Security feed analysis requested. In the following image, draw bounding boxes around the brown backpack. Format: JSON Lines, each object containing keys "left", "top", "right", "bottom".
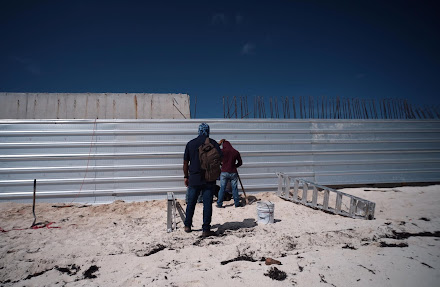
{"left": 199, "top": 137, "right": 222, "bottom": 182}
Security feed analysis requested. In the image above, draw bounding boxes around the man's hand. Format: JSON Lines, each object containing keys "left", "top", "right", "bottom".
{"left": 218, "top": 139, "right": 225, "bottom": 145}
{"left": 183, "top": 160, "right": 189, "bottom": 187}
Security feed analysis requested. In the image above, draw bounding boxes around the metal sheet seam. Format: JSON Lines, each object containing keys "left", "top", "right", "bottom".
{"left": 2, "top": 158, "right": 439, "bottom": 174}
{"left": 2, "top": 138, "right": 440, "bottom": 148}
{"left": 1, "top": 119, "right": 440, "bottom": 203}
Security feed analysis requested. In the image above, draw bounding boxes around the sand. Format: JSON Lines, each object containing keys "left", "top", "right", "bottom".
{"left": 1, "top": 185, "right": 439, "bottom": 287}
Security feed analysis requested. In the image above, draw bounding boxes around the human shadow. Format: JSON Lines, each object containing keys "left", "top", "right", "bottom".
{"left": 245, "top": 195, "right": 258, "bottom": 204}
{"left": 212, "top": 218, "right": 257, "bottom": 234}
{"left": 219, "top": 194, "right": 259, "bottom": 207}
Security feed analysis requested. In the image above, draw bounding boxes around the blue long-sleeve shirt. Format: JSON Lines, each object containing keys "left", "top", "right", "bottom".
{"left": 184, "top": 135, "right": 223, "bottom": 185}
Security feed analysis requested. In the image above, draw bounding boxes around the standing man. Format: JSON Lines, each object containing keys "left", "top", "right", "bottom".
{"left": 216, "top": 140, "right": 243, "bottom": 208}
{"left": 183, "top": 123, "right": 222, "bottom": 237}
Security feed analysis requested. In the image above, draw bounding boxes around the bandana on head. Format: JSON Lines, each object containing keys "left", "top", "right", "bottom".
{"left": 198, "top": 123, "right": 210, "bottom": 136}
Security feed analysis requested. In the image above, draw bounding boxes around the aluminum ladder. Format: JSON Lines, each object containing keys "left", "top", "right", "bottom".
{"left": 167, "top": 192, "right": 186, "bottom": 232}
{"left": 276, "top": 172, "right": 375, "bottom": 220}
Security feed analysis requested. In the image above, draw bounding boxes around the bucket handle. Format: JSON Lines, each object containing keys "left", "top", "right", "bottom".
{"left": 258, "top": 201, "right": 274, "bottom": 224}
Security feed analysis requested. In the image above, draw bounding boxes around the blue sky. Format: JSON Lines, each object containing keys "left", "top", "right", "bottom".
{"left": 0, "top": 0, "right": 439, "bottom": 118}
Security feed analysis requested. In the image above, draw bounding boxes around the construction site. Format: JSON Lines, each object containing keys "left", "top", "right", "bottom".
{"left": 0, "top": 92, "right": 439, "bottom": 287}
{"left": 0, "top": 92, "right": 439, "bottom": 204}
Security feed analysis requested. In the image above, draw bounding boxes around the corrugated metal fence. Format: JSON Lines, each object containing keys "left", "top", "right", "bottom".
{"left": 1, "top": 119, "right": 440, "bottom": 203}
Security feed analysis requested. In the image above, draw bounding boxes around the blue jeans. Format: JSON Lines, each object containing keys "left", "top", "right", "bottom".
{"left": 185, "top": 188, "right": 203, "bottom": 203}
{"left": 184, "top": 184, "right": 214, "bottom": 231}
{"left": 217, "top": 172, "right": 240, "bottom": 207}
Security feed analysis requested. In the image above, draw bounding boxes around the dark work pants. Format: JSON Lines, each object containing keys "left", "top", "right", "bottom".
{"left": 184, "top": 183, "right": 214, "bottom": 231}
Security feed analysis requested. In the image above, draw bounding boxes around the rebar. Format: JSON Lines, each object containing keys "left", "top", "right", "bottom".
{"left": 223, "top": 96, "right": 436, "bottom": 120}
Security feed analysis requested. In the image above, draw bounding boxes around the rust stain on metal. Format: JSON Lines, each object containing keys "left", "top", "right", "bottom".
{"left": 25, "top": 95, "right": 29, "bottom": 116}
{"left": 73, "top": 99, "right": 77, "bottom": 119}
{"left": 96, "top": 99, "right": 100, "bottom": 119}
{"left": 134, "top": 95, "right": 138, "bottom": 119}
{"left": 85, "top": 96, "right": 89, "bottom": 118}
{"left": 57, "top": 98, "right": 60, "bottom": 119}
{"left": 150, "top": 98, "right": 153, "bottom": 119}
{"left": 33, "top": 99, "right": 36, "bottom": 119}
{"left": 113, "top": 99, "right": 116, "bottom": 119}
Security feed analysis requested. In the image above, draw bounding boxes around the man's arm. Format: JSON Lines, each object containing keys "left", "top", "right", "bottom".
{"left": 236, "top": 152, "right": 243, "bottom": 168}
{"left": 183, "top": 160, "right": 189, "bottom": 187}
{"left": 183, "top": 143, "right": 190, "bottom": 187}
{"left": 212, "top": 139, "right": 223, "bottom": 159}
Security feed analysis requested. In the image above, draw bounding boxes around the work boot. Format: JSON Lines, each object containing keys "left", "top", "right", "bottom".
{"left": 184, "top": 226, "right": 192, "bottom": 233}
{"left": 201, "top": 230, "right": 216, "bottom": 237}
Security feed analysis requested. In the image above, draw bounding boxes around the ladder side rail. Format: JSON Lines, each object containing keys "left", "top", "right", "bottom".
{"left": 366, "top": 202, "right": 376, "bottom": 220}
{"left": 172, "top": 192, "right": 177, "bottom": 230}
{"left": 349, "top": 197, "right": 356, "bottom": 216}
{"left": 285, "top": 175, "right": 291, "bottom": 200}
{"left": 167, "top": 192, "right": 174, "bottom": 232}
{"left": 302, "top": 182, "right": 308, "bottom": 204}
{"left": 335, "top": 191, "right": 342, "bottom": 214}
{"left": 312, "top": 185, "right": 318, "bottom": 207}
{"left": 277, "top": 172, "right": 284, "bottom": 197}
{"left": 323, "top": 189, "right": 330, "bottom": 210}
{"left": 293, "top": 178, "right": 299, "bottom": 202}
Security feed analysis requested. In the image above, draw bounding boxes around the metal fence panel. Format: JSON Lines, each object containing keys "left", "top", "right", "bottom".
{"left": 1, "top": 119, "right": 439, "bottom": 203}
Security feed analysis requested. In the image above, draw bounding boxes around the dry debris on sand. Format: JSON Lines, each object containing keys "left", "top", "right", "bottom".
{"left": 1, "top": 186, "right": 439, "bottom": 286}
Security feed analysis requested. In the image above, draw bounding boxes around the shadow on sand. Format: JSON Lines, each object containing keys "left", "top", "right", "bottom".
{"left": 212, "top": 218, "right": 257, "bottom": 234}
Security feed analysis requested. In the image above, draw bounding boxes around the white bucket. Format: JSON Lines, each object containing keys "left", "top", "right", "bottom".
{"left": 256, "top": 201, "right": 275, "bottom": 224}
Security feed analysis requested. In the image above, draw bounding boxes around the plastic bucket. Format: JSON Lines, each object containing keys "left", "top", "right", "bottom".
{"left": 257, "top": 201, "right": 275, "bottom": 224}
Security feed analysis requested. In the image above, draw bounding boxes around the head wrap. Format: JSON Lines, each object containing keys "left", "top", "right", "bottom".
{"left": 198, "top": 123, "right": 210, "bottom": 136}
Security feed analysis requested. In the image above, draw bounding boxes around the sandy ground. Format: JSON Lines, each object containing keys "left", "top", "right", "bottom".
{"left": 1, "top": 185, "right": 439, "bottom": 287}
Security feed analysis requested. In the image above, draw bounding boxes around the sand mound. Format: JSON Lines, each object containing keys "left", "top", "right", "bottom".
{"left": 1, "top": 186, "right": 439, "bottom": 286}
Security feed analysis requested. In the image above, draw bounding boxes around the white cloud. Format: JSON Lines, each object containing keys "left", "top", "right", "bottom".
{"left": 211, "top": 13, "right": 227, "bottom": 25}
{"left": 241, "top": 43, "right": 256, "bottom": 55}
{"left": 235, "top": 13, "right": 243, "bottom": 25}
{"left": 12, "top": 56, "right": 41, "bottom": 75}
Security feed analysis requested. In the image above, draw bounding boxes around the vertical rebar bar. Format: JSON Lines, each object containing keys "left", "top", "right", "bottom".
{"left": 292, "top": 96, "right": 296, "bottom": 119}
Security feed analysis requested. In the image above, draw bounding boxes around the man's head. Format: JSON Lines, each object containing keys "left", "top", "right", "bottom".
{"left": 198, "top": 123, "right": 210, "bottom": 136}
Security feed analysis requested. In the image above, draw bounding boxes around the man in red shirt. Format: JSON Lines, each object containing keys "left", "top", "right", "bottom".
{"left": 216, "top": 140, "right": 243, "bottom": 208}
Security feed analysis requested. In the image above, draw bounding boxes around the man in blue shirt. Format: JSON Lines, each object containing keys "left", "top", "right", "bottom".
{"left": 183, "top": 123, "right": 222, "bottom": 237}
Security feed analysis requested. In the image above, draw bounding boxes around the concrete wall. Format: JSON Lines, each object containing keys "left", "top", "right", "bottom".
{"left": 0, "top": 93, "right": 190, "bottom": 119}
